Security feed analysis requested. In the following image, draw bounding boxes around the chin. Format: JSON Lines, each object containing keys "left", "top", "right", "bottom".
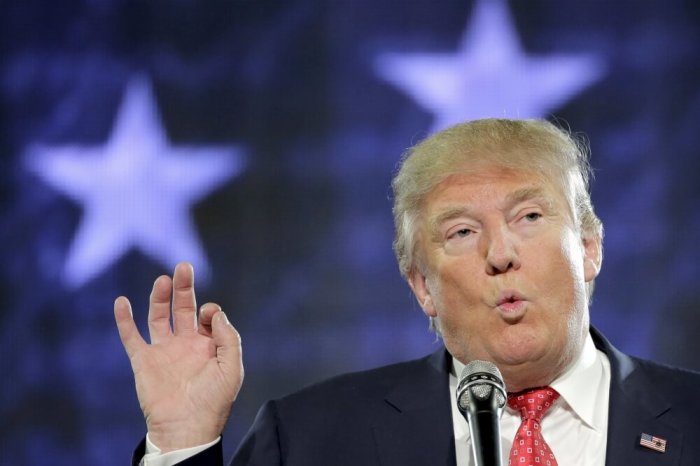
{"left": 496, "top": 344, "right": 576, "bottom": 392}
{"left": 497, "top": 325, "right": 547, "bottom": 358}
{"left": 493, "top": 348, "right": 548, "bottom": 371}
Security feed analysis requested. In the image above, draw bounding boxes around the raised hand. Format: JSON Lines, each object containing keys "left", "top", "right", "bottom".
{"left": 114, "top": 262, "right": 244, "bottom": 452}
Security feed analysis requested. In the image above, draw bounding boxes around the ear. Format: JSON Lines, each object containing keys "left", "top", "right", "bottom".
{"left": 407, "top": 267, "right": 437, "bottom": 318}
{"left": 582, "top": 234, "right": 602, "bottom": 282}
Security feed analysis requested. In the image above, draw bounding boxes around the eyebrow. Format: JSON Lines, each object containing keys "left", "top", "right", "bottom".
{"left": 427, "top": 186, "right": 555, "bottom": 237}
{"left": 505, "top": 186, "right": 553, "bottom": 209}
{"left": 429, "top": 206, "right": 475, "bottom": 237}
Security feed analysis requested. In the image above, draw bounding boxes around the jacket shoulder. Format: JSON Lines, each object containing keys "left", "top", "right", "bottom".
{"left": 629, "top": 355, "right": 700, "bottom": 398}
{"left": 231, "top": 349, "right": 452, "bottom": 466}
{"left": 277, "top": 348, "right": 448, "bottom": 408}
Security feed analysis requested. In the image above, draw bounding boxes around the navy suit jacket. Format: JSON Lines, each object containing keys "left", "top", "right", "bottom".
{"left": 134, "top": 327, "right": 700, "bottom": 465}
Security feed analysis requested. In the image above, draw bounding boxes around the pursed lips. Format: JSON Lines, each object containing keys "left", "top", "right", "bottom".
{"left": 495, "top": 290, "right": 528, "bottom": 316}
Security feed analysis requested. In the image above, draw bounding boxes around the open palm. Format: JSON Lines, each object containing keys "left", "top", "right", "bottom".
{"left": 115, "top": 263, "right": 243, "bottom": 452}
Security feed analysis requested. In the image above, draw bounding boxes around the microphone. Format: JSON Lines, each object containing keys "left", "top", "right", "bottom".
{"left": 456, "top": 360, "right": 507, "bottom": 466}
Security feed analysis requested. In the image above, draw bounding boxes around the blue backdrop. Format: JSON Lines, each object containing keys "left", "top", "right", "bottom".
{"left": 2, "top": 0, "right": 700, "bottom": 464}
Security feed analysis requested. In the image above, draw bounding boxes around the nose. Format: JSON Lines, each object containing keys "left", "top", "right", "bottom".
{"left": 483, "top": 225, "right": 521, "bottom": 275}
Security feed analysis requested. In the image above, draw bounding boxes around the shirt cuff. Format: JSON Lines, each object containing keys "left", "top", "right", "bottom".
{"left": 141, "top": 433, "right": 221, "bottom": 466}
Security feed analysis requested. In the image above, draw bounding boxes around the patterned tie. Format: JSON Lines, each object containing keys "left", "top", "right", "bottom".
{"left": 507, "top": 387, "right": 560, "bottom": 466}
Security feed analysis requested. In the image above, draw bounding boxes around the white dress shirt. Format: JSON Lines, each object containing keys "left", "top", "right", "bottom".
{"left": 450, "top": 333, "right": 611, "bottom": 466}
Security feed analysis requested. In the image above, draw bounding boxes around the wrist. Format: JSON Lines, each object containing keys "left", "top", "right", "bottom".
{"left": 147, "top": 419, "right": 223, "bottom": 453}
{"left": 145, "top": 432, "right": 221, "bottom": 463}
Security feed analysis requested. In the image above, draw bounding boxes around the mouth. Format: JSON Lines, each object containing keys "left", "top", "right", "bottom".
{"left": 495, "top": 290, "right": 527, "bottom": 318}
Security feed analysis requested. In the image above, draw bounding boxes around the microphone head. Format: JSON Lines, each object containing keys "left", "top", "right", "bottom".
{"left": 457, "top": 360, "right": 506, "bottom": 412}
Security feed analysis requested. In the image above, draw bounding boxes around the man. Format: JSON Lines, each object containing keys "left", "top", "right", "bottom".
{"left": 115, "top": 118, "right": 700, "bottom": 465}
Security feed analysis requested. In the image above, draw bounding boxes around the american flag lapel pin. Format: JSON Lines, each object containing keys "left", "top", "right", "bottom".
{"left": 640, "top": 432, "right": 667, "bottom": 453}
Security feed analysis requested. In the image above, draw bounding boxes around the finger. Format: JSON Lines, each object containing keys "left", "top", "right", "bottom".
{"left": 148, "top": 275, "right": 174, "bottom": 344}
{"left": 212, "top": 311, "right": 244, "bottom": 398}
{"left": 114, "top": 296, "right": 147, "bottom": 358}
{"left": 172, "top": 262, "right": 197, "bottom": 335}
{"left": 198, "top": 302, "right": 221, "bottom": 338}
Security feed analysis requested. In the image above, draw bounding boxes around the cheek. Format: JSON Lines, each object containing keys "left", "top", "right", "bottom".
{"left": 430, "top": 259, "right": 480, "bottom": 306}
{"left": 560, "top": 232, "right": 587, "bottom": 290}
{"left": 430, "top": 271, "right": 485, "bottom": 343}
{"left": 543, "top": 228, "right": 585, "bottom": 281}
{"left": 543, "top": 232, "right": 589, "bottom": 322}
{"left": 522, "top": 229, "right": 587, "bottom": 314}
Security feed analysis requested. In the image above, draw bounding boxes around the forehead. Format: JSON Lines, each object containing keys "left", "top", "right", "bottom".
{"left": 422, "top": 166, "right": 570, "bottom": 215}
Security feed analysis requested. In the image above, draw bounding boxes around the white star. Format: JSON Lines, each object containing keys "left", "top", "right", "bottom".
{"left": 374, "top": 0, "right": 606, "bottom": 132}
{"left": 26, "top": 76, "right": 245, "bottom": 288}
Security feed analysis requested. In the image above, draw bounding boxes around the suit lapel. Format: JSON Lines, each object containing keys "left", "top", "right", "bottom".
{"left": 372, "top": 348, "right": 457, "bottom": 466}
{"left": 592, "top": 328, "right": 682, "bottom": 466}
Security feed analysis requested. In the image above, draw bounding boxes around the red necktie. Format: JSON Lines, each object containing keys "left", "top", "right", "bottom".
{"left": 507, "top": 387, "right": 560, "bottom": 466}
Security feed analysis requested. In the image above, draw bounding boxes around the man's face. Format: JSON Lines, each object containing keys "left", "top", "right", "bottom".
{"left": 408, "top": 165, "right": 601, "bottom": 391}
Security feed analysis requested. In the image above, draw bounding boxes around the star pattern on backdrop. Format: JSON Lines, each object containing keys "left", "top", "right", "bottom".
{"left": 374, "top": 0, "right": 606, "bottom": 132}
{"left": 26, "top": 76, "right": 245, "bottom": 288}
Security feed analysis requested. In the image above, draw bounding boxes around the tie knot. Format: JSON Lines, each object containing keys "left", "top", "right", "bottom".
{"left": 507, "top": 387, "right": 559, "bottom": 422}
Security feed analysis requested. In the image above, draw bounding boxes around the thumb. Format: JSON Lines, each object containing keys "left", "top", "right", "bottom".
{"left": 212, "top": 311, "right": 244, "bottom": 396}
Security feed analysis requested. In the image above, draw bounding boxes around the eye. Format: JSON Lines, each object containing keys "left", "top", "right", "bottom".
{"left": 446, "top": 227, "right": 473, "bottom": 240}
{"left": 523, "top": 212, "right": 542, "bottom": 222}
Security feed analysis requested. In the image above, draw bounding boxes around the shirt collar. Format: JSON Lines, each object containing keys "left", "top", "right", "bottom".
{"left": 450, "top": 331, "right": 606, "bottom": 432}
{"left": 549, "top": 332, "right": 606, "bottom": 432}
